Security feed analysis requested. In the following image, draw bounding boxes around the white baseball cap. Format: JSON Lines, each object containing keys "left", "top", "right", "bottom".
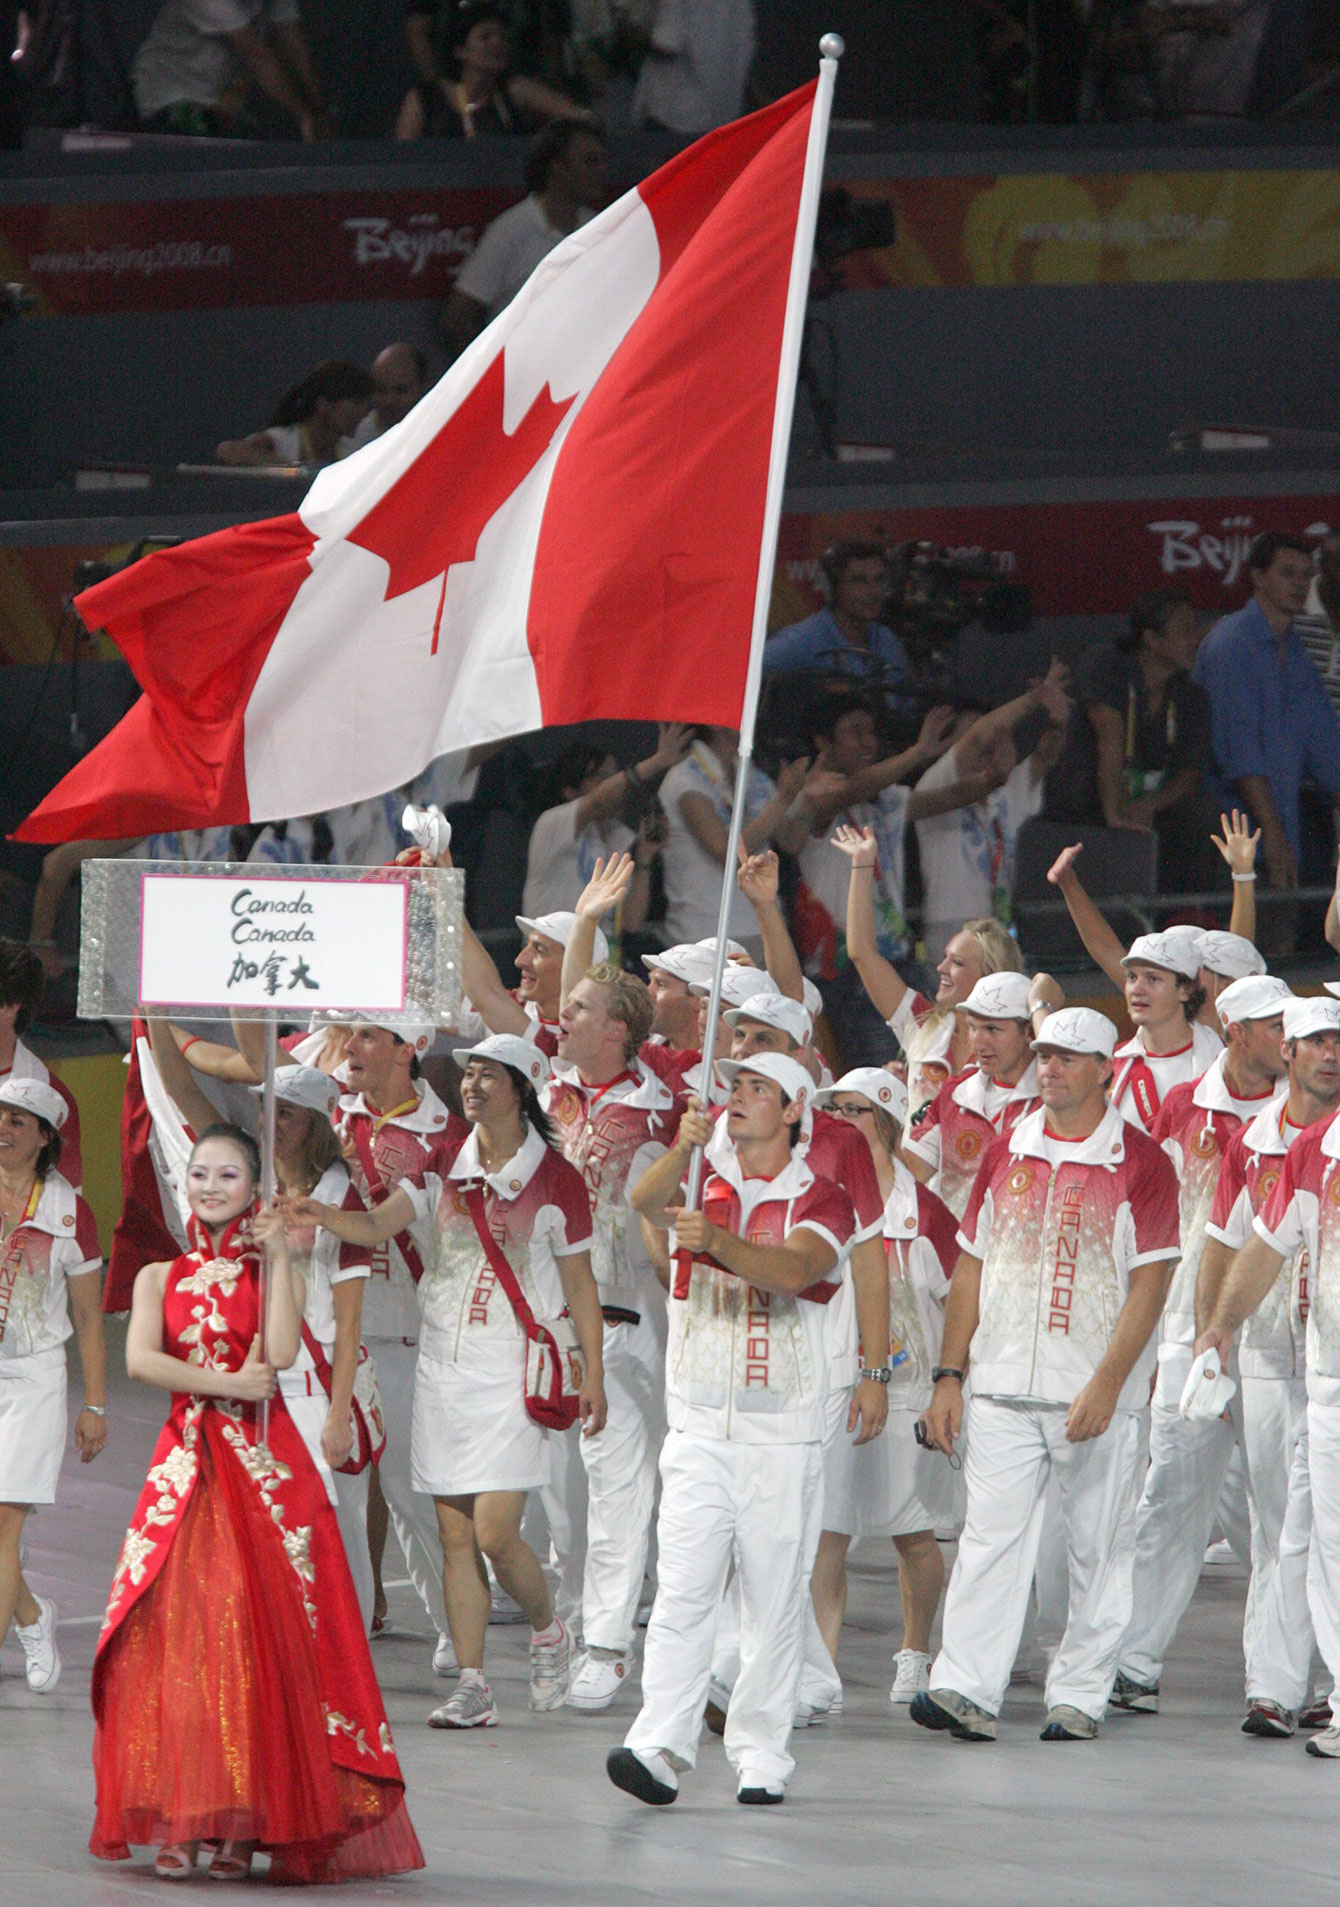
{"left": 815, "top": 1066, "right": 908, "bottom": 1127}
{"left": 516, "top": 911, "right": 609, "bottom": 965}
{"left": 717, "top": 1051, "right": 814, "bottom": 1106}
{"left": 697, "top": 936, "right": 748, "bottom": 962}
{"left": 642, "top": 944, "right": 717, "bottom": 988}
{"left": 800, "top": 977, "right": 823, "bottom": 1020}
{"left": 1032, "top": 1007, "right": 1119, "bottom": 1058}
{"left": 689, "top": 965, "right": 776, "bottom": 1009}
{"left": 1122, "top": 931, "right": 1202, "bottom": 980}
{"left": 963, "top": 972, "right": 1034, "bottom": 1022}
{"left": 451, "top": 1033, "right": 552, "bottom": 1088}
{"left": 1284, "top": 996, "right": 1340, "bottom": 1042}
{"left": 251, "top": 1065, "right": 341, "bottom": 1119}
{"left": 1215, "top": 974, "right": 1293, "bottom": 1025}
{"left": 0, "top": 1077, "right": 67, "bottom": 1130}
{"left": 348, "top": 1015, "right": 436, "bottom": 1056}
{"left": 1198, "top": 931, "right": 1267, "bottom": 981}
{"left": 726, "top": 992, "right": 814, "bottom": 1047}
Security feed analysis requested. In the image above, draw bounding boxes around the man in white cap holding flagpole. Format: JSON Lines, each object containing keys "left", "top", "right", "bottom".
{"left": 337, "top": 1016, "right": 460, "bottom": 1662}
{"left": 1110, "top": 972, "right": 1291, "bottom": 1713}
{"left": 914, "top": 1007, "right": 1180, "bottom": 1742}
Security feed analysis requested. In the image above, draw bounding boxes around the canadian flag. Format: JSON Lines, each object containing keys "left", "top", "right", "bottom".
{"left": 19, "top": 82, "right": 824, "bottom": 844}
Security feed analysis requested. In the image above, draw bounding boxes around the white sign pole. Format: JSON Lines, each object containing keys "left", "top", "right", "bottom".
{"left": 258, "top": 1018, "right": 279, "bottom": 1447}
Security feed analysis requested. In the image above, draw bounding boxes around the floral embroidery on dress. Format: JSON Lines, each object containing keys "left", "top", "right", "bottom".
{"left": 326, "top": 1709, "right": 375, "bottom": 1758}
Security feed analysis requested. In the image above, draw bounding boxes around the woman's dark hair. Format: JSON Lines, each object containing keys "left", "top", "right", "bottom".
{"left": 270, "top": 359, "right": 374, "bottom": 428}
{"left": 1122, "top": 589, "right": 1191, "bottom": 655}
{"left": 447, "top": 0, "right": 508, "bottom": 55}
{"left": 0, "top": 937, "right": 45, "bottom": 1035}
{"left": 34, "top": 1118, "right": 61, "bottom": 1180}
{"left": 548, "top": 740, "right": 609, "bottom": 806}
{"left": 524, "top": 119, "right": 601, "bottom": 196}
{"left": 502, "top": 1064, "right": 560, "bottom": 1149}
{"left": 192, "top": 1122, "right": 262, "bottom": 1184}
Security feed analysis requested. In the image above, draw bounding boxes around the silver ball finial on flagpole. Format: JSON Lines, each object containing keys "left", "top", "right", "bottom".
{"left": 819, "top": 32, "right": 845, "bottom": 60}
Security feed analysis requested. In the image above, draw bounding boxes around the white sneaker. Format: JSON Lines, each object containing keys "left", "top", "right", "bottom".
{"left": 565, "top": 1647, "right": 634, "bottom": 1711}
{"left": 16, "top": 1595, "right": 61, "bottom": 1693}
{"left": 890, "top": 1649, "right": 933, "bottom": 1704}
{"left": 428, "top": 1674, "right": 497, "bottom": 1729}
{"left": 432, "top": 1632, "right": 457, "bottom": 1677}
{"left": 529, "top": 1618, "right": 571, "bottom": 1711}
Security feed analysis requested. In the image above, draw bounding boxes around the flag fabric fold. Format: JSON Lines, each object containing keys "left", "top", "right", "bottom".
{"left": 18, "top": 82, "right": 819, "bottom": 845}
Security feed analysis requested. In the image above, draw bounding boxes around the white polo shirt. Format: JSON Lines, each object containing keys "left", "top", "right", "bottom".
{"left": 0, "top": 1171, "right": 101, "bottom": 1361}
{"left": 1207, "top": 1092, "right": 1310, "bottom": 1379}
{"left": 1256, "top": 1110, "right": 1340, "bottom": 1405}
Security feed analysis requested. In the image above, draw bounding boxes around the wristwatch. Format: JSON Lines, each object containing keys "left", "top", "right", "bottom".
{"left": 931, "top": 1365, "right": 965, "bottom": 1385}
{"left": 859, "top": 1365, "right": 894, "bottom": 1385}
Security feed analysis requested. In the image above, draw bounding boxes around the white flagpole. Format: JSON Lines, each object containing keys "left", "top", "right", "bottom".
{"left": 686, "top": 34, "right": 844, "bottom": 1208}
{"left": 258, "top": 1016, "right": 278, "bottom": 1446}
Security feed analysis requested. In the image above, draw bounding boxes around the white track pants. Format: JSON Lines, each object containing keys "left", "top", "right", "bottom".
{"left": 282, "top": 1384, "right": 374, "bottom": 1631}
{"left": 932, "top": 1398, "right": 1144, "bottom": 1721}
{"left": 370, "top": 1337, "right": 447, "bottom": 1634}
{"left": 1306, "top": 1401, "right": 1340, "bottom": 1724}
{"left": 626, "top": 1430, "right": 821, "bottom": 1789}
{"left": 797, "top": 1384, "right": 852, "bottom": 1710}
{"left": 579, "top": 1312, "right": 666, "bottom": 1652}
{"left": 1118, "top": 1371, "right": 1244, "bottom": 1686}
{"left": 1246, "top": 1381, "right": 1318, "bottom": 1708}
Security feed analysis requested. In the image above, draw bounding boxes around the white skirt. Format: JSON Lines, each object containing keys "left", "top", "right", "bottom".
{"left": 0, "top": 1347, "right": 67, "bottom": 1505}
{"left": 822, "top": 1400, "right": 957, "bottom": 1539}
{"left": 411, "top": 1345, "right": 549, "bottom": 1497}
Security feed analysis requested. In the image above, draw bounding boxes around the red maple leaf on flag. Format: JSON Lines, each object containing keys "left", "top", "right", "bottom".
{"left": 346, "top": 353, "right": 574, "bottom": 650}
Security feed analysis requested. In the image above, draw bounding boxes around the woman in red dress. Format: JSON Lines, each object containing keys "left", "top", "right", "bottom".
{"left": 90, "top": 1124, "right": 424, "bottom": 1884}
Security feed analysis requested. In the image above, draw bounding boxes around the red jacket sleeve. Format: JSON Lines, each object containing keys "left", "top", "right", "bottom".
{"left": 916, "top": 1182, "right": 961, "bottom": 1279}
{"left": 1209, "top": 1128, "right": 1249, "bottom": 1234}
{"left": 1127, "top": 1130, "right": 1182, "bottom": 1259}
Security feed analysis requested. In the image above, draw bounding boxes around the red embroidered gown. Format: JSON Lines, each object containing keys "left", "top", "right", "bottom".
{"left": 90, "top": 1217, "right": 424, "bottom": 1882}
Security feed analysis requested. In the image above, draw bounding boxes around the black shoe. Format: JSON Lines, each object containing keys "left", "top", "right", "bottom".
{"left": 738, "top": 1785, "right": 785, "bottom": 1805}
{"left": 909, "top": 1687, "right": 996, "bottom": 1740}
{"left": 704, "top": 1699, "right": 727, "bottom": 1738}
{"left": 606, "top": 1748, "right": 677, "bottom": 1806}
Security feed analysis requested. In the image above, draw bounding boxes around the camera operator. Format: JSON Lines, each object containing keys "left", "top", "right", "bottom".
{"left": 764, "top": 542, "right": 911, "bottom": 702}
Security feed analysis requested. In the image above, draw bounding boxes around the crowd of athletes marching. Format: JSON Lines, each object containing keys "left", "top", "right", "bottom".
{"left": 8, "top": 789, "right": 1340, "bottom": 1818}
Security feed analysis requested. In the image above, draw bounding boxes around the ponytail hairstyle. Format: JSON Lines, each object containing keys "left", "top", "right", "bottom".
{"left": 502, "top": 1065, "right": 560, "bottom": 1150}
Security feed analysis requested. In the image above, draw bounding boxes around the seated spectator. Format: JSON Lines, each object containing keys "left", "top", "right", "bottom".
{"left": 1194, "top": 530, "right": 1340, "bottom": 895}
{"left": 763, "top": 541, "right": 911, "bottom": 701}
{"left": 397, "top": 0, "right": 591, "bottom": 140}
{"left": 1143, "top": 0, "right": 1271, "bottom": 117}
{"left": 915, "top": 660, "right": 1071, "bottom": 966}
{"left": 442, "top": 117, "right": 607, "bottom": 356}
{"left": 133, "top": 0, "right": 332, "bottom": 139}
{"left": 1298, "top": 529, "right": 1340, "bottom": 727}
{"left": 1046, "top": 589, "right": 1219, "bottom": 893}
{"left": 631, "top": 0, "right": 755, "bottom": 133}
{"left": 215, "top": 359, "right": 373, "bottom": 468}
{"left": 658, "top": 726, "right": 809, "bottom": 949}
{"left": 521, "top": 723, "right": 689, "bottom": 924}
{"left": 349, "top": 343, "right": 432, "bottom": 448}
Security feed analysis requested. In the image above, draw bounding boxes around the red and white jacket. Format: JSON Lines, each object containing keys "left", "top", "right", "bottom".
{"left": 336, "top": 1080, "right": 463, "bottom": 1340}
{"left": 1110, "top": 1020, "right": 1224, "bottom": 1134}
{"left": 958, "top": 1103, "right": 1181, "bottom": 1408}
{"left": 2, "top": 1037, "right": 82, "bottom": 1191}
{"left": 904, "top": 1063, "right": 1041, "bottom": 1220}
{"left": 1256, "top": 1109, "right": 1340, "bottom": 1405}
{"left": 666, "top": 1119, "right": 858, "bottom": 1445}
{"left": 402, "top": 1124, "right": 592, "bottom": 1365}
{"left": 543, "top": 1057, "right": 679, "bottom": 1315}
{"left": 1207, "top": 1092, "right": 1311, "bottom": 1380}
{"left": 0, "top": 1170, "right": 100, "bottom": 1361}
{"left": 1152, "top": 1053, "right": 1277, "bottom": 1350}
{"left": 882, "top": 1162, "right": 959, "bottom": 1408}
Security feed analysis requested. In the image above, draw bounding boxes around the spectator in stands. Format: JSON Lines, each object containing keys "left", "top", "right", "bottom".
{"left": 442, "top": 118, "right": 607, "bottom": 356}
{"left": 133, "top": 0, "right": 333, "bottom": 139}
{"left": 1298, "top": 529, "right": 1340, "bottom": 726}
{"left": 1194, "top": 530, "right": 1340, "bottom": 895}
{"left": 398, "top": 0, "right": 592, "bottom": 139}
{"left": 631, "top": 0, "right": 755, "bottom": 133}
{"left": 1045, "top": 590, "right": 1218, "bottom": 894}
{"left": 350, "top": 343, "right": 432, "bottom": 448}
{"left": 763, "top": 542, "right": 911, "bottom": 700}
{"left": 215, "top": 359, "right": 374, "bottom": 468}
{"left": 1142, "top": 0, "right": 1272, "bottom": 116}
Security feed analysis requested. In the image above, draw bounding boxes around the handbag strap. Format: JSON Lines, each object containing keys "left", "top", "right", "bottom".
{"left": 348, "top": 1117, "right": 427, "bottom": 1284}
{"left": 463, "top": 1184, "right": 543, "bottom": 1334}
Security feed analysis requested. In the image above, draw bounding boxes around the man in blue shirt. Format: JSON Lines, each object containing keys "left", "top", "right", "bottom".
{"left": 1194, "top": 531, "right": 1340, "bottom": 894}
{"left": 764, "top": 541, "right": 911, "bottom": 696}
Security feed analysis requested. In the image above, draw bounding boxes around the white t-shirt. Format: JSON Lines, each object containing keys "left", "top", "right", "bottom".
{"left": 133, "top": 0, "right": 299, "bottom": 118}
{"left": 797, "top": 785, "right": 911, "bottom": 968}
{"left": 914, "top": 748, "right": 1043, "bottom": 936}
{"left": 455, "top": 195, "right": 595, "bottom": 322}
{"left": 659, "top": 747, "right": 777, "bottom": 944}
{"left": 0, "top": 1172, "right": 101, "bottom": 1362}
{"left": 522, "top": 798, "right": 632, "bottom": 921}
{"left": 631, "top": 0, "right": 756, "bottom": 133}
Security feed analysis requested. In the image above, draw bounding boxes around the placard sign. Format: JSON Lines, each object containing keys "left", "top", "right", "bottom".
{"left": 137, "top": 873, "right": 408, "bottom": 1011}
